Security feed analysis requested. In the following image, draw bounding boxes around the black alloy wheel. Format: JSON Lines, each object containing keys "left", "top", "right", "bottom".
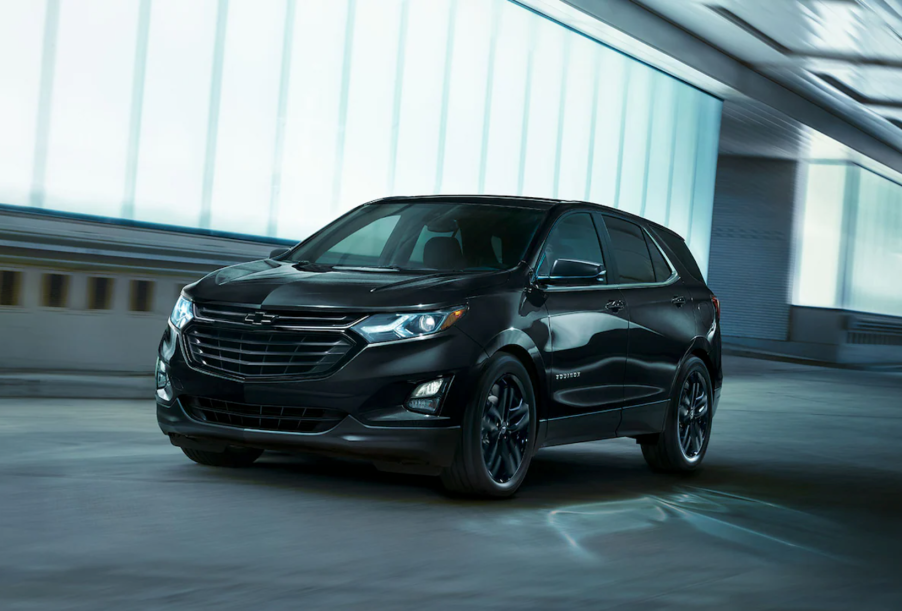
{"left": 640, "top": 356, "right": 713, "bottom": 472}
{"left": 481, "top": 374, "right": 530, "bottom": 484}
{"left": 441, "top": 354, "right": 537, "bottom": 497}
{"left": 678, "top": 370, "right": 709, "bottom": 462}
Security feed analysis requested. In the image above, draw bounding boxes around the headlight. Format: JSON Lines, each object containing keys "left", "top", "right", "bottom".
{"left": 351, "top": 306, "right": 467, "bottom": 344}
{"left": 170, "top": 295, "right": 194, "bottom": 330}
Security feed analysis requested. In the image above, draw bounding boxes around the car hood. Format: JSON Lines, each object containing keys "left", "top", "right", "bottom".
{"left": 184, "top": 259, "right": 512, "bottom": 311}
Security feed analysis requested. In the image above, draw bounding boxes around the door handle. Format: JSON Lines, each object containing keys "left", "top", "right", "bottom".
{"left": 671, "top": 296, "right": 686, "bottom": 307}
{"left": 605, "top": 299, "right": 624, "bottom": 313}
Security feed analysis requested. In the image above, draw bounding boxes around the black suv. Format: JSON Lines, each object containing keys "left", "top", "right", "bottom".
{"left": 157, "top": 195, "right": 722, "bottom": 497}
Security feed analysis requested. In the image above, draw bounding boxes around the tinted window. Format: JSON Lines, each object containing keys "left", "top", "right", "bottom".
{"left": 603, "top": 216, "right": 655, "bottom": 284}
{"left": 538, "top": 213, "right": 605, "bottom": 277}
{"left": 290, "top": 203, "right": 544, "bottom": 272}
{"left": 646, "top": 235, "right": 672, "bottom": 282}
{"left": 655, "top": 229, "right": 704, "bottom": 282}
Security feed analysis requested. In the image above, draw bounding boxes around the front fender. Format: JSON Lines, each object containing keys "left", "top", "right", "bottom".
{"left": 477, "top": 328, "right": 550, "bottom": 419}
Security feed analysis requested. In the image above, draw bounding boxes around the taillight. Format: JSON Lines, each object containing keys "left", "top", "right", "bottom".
{"left": 711, "top": 295, "right": 721, "bottom": 321}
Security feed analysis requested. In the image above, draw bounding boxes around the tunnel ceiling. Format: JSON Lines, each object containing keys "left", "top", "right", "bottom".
{"left": 633, "top": 0, "right": 902, "bottom": 156}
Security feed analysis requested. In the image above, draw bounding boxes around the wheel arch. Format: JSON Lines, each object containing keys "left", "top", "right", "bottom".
{"left": 478, "top": 329, "right": 549, "bottom": 420}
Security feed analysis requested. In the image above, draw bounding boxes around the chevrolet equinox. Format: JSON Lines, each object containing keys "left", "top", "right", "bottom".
{"left": 157, "top": 195, "right": 722, "bottom": 497}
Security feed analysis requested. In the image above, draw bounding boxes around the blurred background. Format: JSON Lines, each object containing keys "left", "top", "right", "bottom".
{"left": 1, "top": 1, "right": 901, "bottom": 608}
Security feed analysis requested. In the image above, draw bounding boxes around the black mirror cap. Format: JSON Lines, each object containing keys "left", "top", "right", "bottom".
{"left": 269, "top": 246, "right": 290, "bottom": 260}
{"left": 544, "top": 259, "right": 605, "bottom": 284}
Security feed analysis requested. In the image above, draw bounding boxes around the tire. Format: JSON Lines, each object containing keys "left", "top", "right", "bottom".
{"left": 182, "top": 446, "right": 263, "bottom": 468}
{"left": 641, "top": 356, "right": 713, "bottom": 473}
{"left": 441, "top": 354, "right": 538, "bottom": 498}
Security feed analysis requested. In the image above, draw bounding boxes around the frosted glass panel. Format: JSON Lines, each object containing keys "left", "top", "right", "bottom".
{"left": 642, "top": 74, "right": 677, "bottom": 226}
{"left": 340, "top": 0, "right": 403, "bottom": 209}
{"left": 392, "top": 0, "right": 452, "bottom": 197}
{"left": 43, "top": 0, "right": 138, "bottom": 216}
{"left": 668, "top": 86, "right": 702, "bottom": 241}
{"left": 555, "top": 35, "right": 597, "bottom": 201}
{"left": 587, "top": 48, "right": 628, "bottom": 206}
{"left": 0, "top": 1, "right": 45, "bottom": 207}
{"left": 482, "top": 2, "right": 531, "bottom": 196}
{"left": 617, "top": 62, "right": 654, "bottom": 214}
{"left": 209, "top": 0, "right": 286, "bottom": 236}
{"left": 520, "top": 18, "right": 566, "bottom": 198}
{"left": 686, "top": 94, "right": 722, "bottom": 277}
{"left": 848, "top": 169, "right": 902, "bottom": 317}
{"left": 277, "top": 0, "right": 349, "bottom": 239}
{"left": 0, "top": 0, "right": 723, "bottom": 259}
{"left": 134, "top": 0, "right": 217, "bottom": 227}
{"left": 439, "top": 0, "right": 494, "bottom": 195}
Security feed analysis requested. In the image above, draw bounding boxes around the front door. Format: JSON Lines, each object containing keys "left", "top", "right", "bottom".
{"left": 538, "top": 212, "right": 629, "bottom": 445}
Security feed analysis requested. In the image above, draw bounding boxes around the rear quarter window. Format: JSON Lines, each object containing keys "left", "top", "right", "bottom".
{"left": 654, "top": 229, "right": 704, "bottom": 282}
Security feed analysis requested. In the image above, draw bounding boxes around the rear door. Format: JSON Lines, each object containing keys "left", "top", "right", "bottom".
{"left": 539, "top": 211, "right": 629, "bottom": 445}
{"left": 600, "top": 215, "right": 697, "bottom": 436}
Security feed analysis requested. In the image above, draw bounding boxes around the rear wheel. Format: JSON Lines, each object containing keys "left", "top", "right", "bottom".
{"left": 441, "top": 354, "right": 537, "bottom": 498}
{"left": 641, "top": 356, "right": 712, "bottom": 472}
{"left": 182, "top": 446, "right": 263, "bottom": 468}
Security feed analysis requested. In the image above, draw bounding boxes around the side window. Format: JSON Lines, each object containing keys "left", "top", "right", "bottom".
{"left": 603, "top": 216, "right": 656, "bottom": 284}
{"left": 645, "top": 234, "right": 673, "bottom": 282}
{"left": 538, "top": 213, "right": 605, "bottom": 278}
{"left": 317, "top": 215, "right": 400, "bottom": 265}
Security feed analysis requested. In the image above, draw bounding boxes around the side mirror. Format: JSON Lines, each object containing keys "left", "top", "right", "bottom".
{"left": 543, "top": 259, "right": 606, "bottom": 284}
{"left": 269, "top": 246, "right": 290, "bottom": 260}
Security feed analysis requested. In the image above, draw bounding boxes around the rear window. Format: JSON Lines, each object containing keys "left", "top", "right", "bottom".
{"left": 654, "top": 229, "right": 704, "bottom": 282}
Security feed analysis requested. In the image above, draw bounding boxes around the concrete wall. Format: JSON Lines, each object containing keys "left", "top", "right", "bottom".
{"left": 0, "top": 208, "right": 287, "bottom": 394}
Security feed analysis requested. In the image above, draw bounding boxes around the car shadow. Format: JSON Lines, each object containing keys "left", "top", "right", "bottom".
{"left": 183, "top": 440, "right": 902, "bottom": 526}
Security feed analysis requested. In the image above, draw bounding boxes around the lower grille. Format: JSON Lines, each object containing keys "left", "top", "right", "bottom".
{"left": 182, "top": 396, "right": 345, "bottom": 433}
{"left": 184, "top": 324, "right": 358, "bottom": 379}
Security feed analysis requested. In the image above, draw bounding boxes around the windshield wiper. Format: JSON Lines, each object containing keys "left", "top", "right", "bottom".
{"left": 331, "top": 265, "right": 402, "bottom": 273}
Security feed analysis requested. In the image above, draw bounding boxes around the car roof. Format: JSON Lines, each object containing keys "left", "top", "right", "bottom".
{"left": 368, "top": 194, "right": 686, "bottom": 242}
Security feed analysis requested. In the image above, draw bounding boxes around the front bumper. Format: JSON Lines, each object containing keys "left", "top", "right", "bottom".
{"left": 159, "top": 398, "right": 461, "bottom": 467}
{"left": 157, "top": 325, "right": 483, "bottom": 468}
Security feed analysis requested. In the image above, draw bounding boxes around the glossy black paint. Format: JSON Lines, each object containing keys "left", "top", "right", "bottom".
{"left": 158, "top": 195, "right": 722, "bottom": 469}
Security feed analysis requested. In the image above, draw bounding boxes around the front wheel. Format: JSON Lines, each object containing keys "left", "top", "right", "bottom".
{"left": 441, "top": 354, "right": 537, "bottom": 498}
{"left": 641, "top": 356, "right": 713, "bottom": 472}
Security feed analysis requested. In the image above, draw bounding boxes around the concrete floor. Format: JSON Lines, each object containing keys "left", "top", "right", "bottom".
{"left": 1, "top": 357, "right": 901, "bottom": 610}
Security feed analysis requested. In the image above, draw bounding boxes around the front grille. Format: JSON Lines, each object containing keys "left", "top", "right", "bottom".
{"left": 182, "top": 396, "right": 344, "bottom": 433}
{"left": 195, "top": 303, "right": 363, "bottom": 328}
{"left": 184, "top": 324, "right": 358, "bottom": 379}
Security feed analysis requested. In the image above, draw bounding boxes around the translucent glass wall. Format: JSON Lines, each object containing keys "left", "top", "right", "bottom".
{"left": 794, "top": 163, "right": 902, "bottom": 317}
{"left": 0, "top": 0, "right": 722, "bottom": 274}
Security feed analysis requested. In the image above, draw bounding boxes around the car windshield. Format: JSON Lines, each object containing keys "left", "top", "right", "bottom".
{"left": 285, "top": 202, "right": 546, "bottom": 272}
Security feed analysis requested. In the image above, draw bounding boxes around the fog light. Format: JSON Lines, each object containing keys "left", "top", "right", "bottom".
{"left": 155, "top": 358, "right": 173, "bottom": 403}
{"left": 406, "top": 377, "right": 450, "bottom": 414}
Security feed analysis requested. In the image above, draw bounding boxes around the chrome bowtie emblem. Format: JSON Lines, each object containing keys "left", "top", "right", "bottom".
{"left": 245, "top": 311, "right": 278, "bottom": 326}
